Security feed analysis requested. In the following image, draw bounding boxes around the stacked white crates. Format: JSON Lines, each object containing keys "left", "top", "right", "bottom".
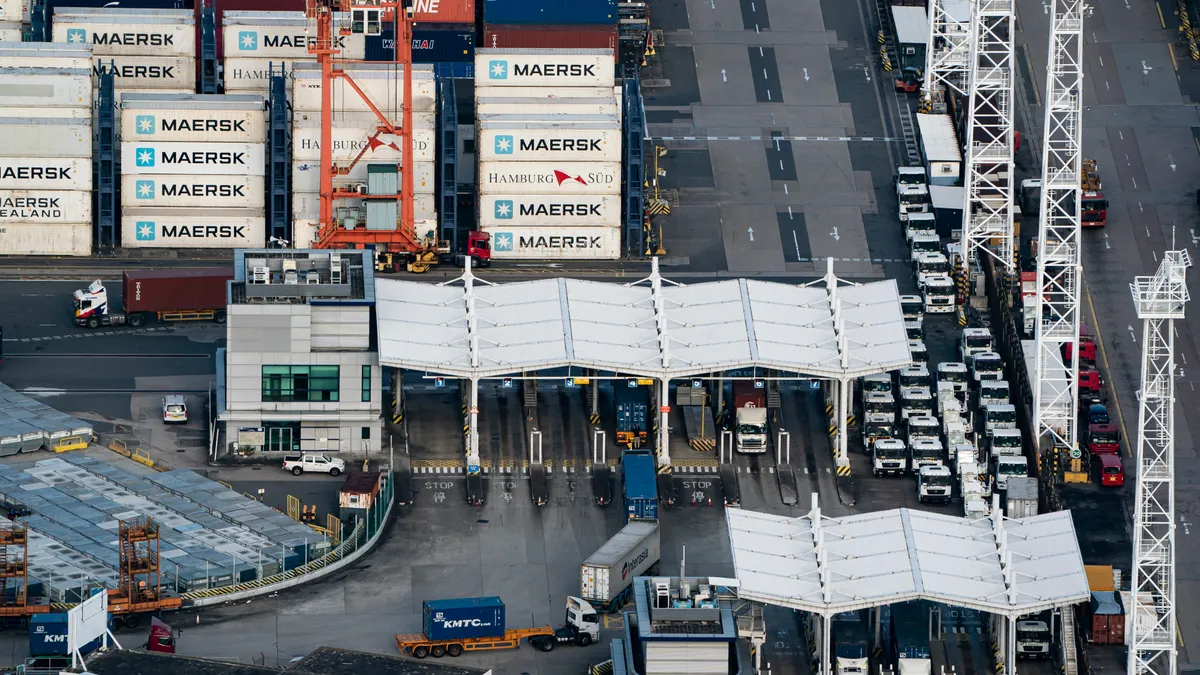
{"left": 119, "top": 93, "right": 267, "bottom": 249}
{"left": 0, "top": 42, "right": 94, "bottom": 256}
{"left": 473, "top": 48, "right": 622, "bottom": 260}
{"left": 52, "top": 8, "right": 195, "bottom": 96}
{"left": 290, "top": 62, "right": 437, "bottom": 248}
{"left": 221, "top": 11, "right": 364, "bottom": 94}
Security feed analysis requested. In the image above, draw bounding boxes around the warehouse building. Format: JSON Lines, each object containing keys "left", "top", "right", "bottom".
{"left": 217, "top": 249, "right": 382, "bottom": 457}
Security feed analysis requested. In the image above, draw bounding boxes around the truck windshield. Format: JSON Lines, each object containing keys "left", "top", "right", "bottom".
{"left": 967, "top": 335, "right": 992, "bottom": 350}
{"left": 999, "top": 462, "right": 1027, "bottom": 476}
{"left": 913, "top": 446, "right": 941, "bottom": 461}
{"left": 1082, "top": 196, "right": 1108, "bottom": 211}
{"left": 863, "top": 379, "right": 891, "bottom": 394}
{"left": 994, "top": 435, "right": 1021, "bottom": 449}
{"left": 897, "top": 173, "right": 924, "bottom": 186}
{"left": 941, "top": 369, "right": 966, "bottom": 384}
{"left": 837, "top": 644, "right": 868, "bottom": 659}
{"left": 1104, "top": 465, "right": 1122, "bottom": 475}
{"left": 1020, "top": 629, "right": 1052, "bottom": 643}
{"left": 899, "top": 192, "right": 928, "bottom": 205}
{"left": 899, "top": 372, "right": 926, "bottom": 388}
{"left": 988, "top": 409, "right": 1016, "bottom": 424}
{"left": 918, "top": 259, "right": 947, "bottom": 275}
{"left": 876, "top": 444, "right": 905, "bottom": 459}
{"left": 977, "top": 360, "right": 1002, "bottom": 374}
{"left": 738, "top": 423, "right": 766, "bottom": 435}
{"left": 1092, "top": 431, "right": 1119, "bottom": 444}
{"left": 912, "top": 238, "right": 940, "bottom": 255}
{"left": 925, "top": 473, "right": 953, "bottom": 487}
{"left": 866, "top": 424, "right": 893, "bottom": 438}
{"left": 865, "top": 399, "right": 892, "bottom": 414}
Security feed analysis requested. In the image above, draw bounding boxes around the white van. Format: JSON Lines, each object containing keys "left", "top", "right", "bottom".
{"left": 162, "top": 395, "right": 188, "bottom": 424}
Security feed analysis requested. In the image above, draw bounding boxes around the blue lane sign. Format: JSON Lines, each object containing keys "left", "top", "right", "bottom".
{"left": 565, "top": 378, "right": 576, "bottom": 388}
{"left": 754, "top": 379, "right": 765, "bottom": 389}
{"left": 691, "top": 379, "right": 702, "bottom": 388}
{"left": 434, "top": 377, "right": 445, "bottom": 388}
{"left": 468, "top": 464, "right": 480, "bottom": 473}
{"left": 502, "top": 378, "right": 513, "bottom": 388}
{"left": 810, "top": 380, "right": 821, "bottom": 390}
{"left": 627, "top": 379, "right": 638, "bottom": 388}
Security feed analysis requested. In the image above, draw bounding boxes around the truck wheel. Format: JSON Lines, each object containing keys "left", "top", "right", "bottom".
{"left": 87, "top": 318, "right": 99, "bottom": 329}
{"left": 412, "top": 646, "right": 429, "bottom": 659}
{"left": 128, "top": 314, "right": 144, "bottom": 327}
{"left": 538, "top": 638, "right": 554, "bottom": 652}
{"left": 431, "top": 646, "right": 446, "bottom": 658}
{"left": 215, "top": 309, "right": 227, "bottom": 324}
{"left": 447, "top": 644, "right": 463, "bottom": 657}
{"left": 329, "top": 467, "right": 341, "bottom": 477}
{"left": 577, "top": 634, "right": 593, "bottom": 646}
{"left": 123, "top": 614, "right": 140, "bottom": 630}
{"left": 292, "top": 467, "right": 303, "bottom": 476}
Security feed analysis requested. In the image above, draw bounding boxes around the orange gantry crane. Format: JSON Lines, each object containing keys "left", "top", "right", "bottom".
{"left": 107, "top": 518, "right": 182, "bottom": 628}
{"left": 0, "top": 523, "right": 49, "bottom": 619}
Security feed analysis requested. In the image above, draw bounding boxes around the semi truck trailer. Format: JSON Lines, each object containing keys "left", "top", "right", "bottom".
{"left": 622, "top": 451, "right": 658, "bottom": 521}
{"left": 395, "top": 596, "right": 599, "bottom": 659}
{"left": 579, "top": 521, "right": 660, "bottom": 612}
{"left": 73, "top": 269, "right": 234, "bottom": 328}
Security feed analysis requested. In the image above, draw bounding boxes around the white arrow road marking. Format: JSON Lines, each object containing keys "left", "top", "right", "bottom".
{"left": 748, "top": 227, "right": 755, "bottom": 242}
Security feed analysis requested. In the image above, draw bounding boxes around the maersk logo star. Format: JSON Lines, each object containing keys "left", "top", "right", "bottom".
{"left": 493, "top": 232, "right": 513, "bottom": 252}
{"left": 66, "top": 29, "right": 86, "bottom": 44}
{"left": 238, "top": 31, "right": 257, "bottom": 50}
{"left": 488, "top": 60, "right": 507, "bottom": 80}
{"left": 494, "top": 135, "right": 514, "bottom": 155}
{"left": 135, "top": 115, "right": 155, "bottom": 135}
{"left": 135, "top": 180, "right": 155, "bottom": 199}
{"left": 494, "top": 200, "right": 513, "bottom": 219}
{"left": 135, "top": 222, "right": 156, "bottom": 241}
{"left": 135, "top": 148, "right": 155, "bottom": 167}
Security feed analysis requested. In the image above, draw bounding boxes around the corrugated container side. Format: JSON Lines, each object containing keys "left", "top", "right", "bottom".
{"left": 0, "top": 191, "right": 91, "bottom": 224}
{"left": 51, "top": 21, "right": 195, "bottom": 56}
{"left": 95, "top": 56, "right": 196, "bottom": 91}
{"left": 0, "top": 157, "right": 92, "bottom": 190}
{"left": 292, "top": 192, "right": 435, "bottom": 221}
{"left": 412, "top": 0, "right": 474, "bottom": 23}
{"left": 474, "top": 48, "right": 616, "bottom": 88}
{"left": 291, "top": 66, "right": 436, "bottom": 112}
{"left": 580, "top": 521, "right": 659, "bottom": 604}
{"left": 0, "top": 222, "right": 92, "bottom": 256}
{"left": 481, "top": 0, "right": 616, "bottom": 25}
{"left": 422, "top": 597, "right": 505, "bottom": 641}
{"left": 29, "top": 614, "right": 69, "bottom": 656}
{"left": 409, "top": 25, "right": 474, "bottom": 63}
{"left": 477, "top": 123, "right": 621, "bottom": 162}
{"left": 481, "top": 25, "right": 618, "bottom": 50}
{"left": 474, "top": 86, "right": 616, "bottom": 100}
{"left": 0, "top": 120, "right": 92, "bottom": 158}
{"left": 477, "top": 161, "right": 620, "bottom": 195}
{"left": 291, "top": 110, "right": 436, "bottom": 130}
{"left": 220, "top": 58, "right": 300, "bottom": 92}
{"left": 205, "top": 0, "right": 305, "bottom": 69}
{"left": 482, "top": 225, "right": 620, "bottom": 260}
{"left": 121, "top": 267, "right": 235, "bottom": 312}
{"left": 120, "top": 142, "right": 266, "bottom": 176}
{"left": 0, "top": 22, "right": 21, "bottom": 40}
{"left": 120, "top": 174, "right": 265, "bottom": 208}
{"left": 291, "top": 160, "right": 435, "bottom": 194}
{"left": 120, "top": 107, "right": 267, "bottom": 143}
{"left": 0, "top": 70, "right": 92, "bottom": 108}
{"left": 290, "top": 127, "right": 435, "bottom": 162}
{"left": 221, "top": 21, "right": 364, "bottom": 59}
{"left": 476, "top": 98, "right": 619, "bottom": 118}
{"left": 478, "top": 194, "right": 620, "bottom": 227}
{"left": 0, "top": 108, "right": 93, "bottom": 120}
{"left": 0, "top": 0, "right": 23, "bottom": 22}
{"left": 120, "top": 209, "right": 266, "bottom": 248}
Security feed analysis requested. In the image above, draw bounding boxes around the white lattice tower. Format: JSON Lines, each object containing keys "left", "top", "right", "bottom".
{"left": 1033, "top": 0, "right": 1085, "bottom": 455}
{"left": 1129, "top": 249, "right": 1191, "bottom": 675}
{"left": 921, "top": 0, "right": 971, "bottom": 113}
{"left": 961, "top": 0, "right": 1015, "bottom": 269}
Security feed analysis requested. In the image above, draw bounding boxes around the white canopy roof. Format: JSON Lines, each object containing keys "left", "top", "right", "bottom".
{"left": 375, "top": 259, "right": 913, "bottom": 380}
{"left": 726, "top": 501, "right": 1090, "bottom": 617}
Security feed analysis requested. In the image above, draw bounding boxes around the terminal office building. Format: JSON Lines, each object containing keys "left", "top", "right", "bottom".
{"left": 216, "top": 249, "right": 382, "bottom": 457}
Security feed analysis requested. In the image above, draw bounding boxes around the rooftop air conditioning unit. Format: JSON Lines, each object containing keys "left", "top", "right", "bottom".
{"left": 282, "top": 259, "right": 298, "bottom": 285}
{"left": 353, "top": 183, "right": 368, "bottom": 195}
{"left": 251, "top": 266, "right": 270, "bottom": 284}
{"left": 305, "top": 270, "right": 321, "bottom": 284}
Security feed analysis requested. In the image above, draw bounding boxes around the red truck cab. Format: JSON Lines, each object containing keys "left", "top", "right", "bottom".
{"left": 1078, "top": 369, "right": 1105, "bottom": 404}
{"left": 1085, "top": 423, "right": 1120, "bottom": 455}
{"left": 1096, "top": 453, "right": 1124, "bottom": 487}
{"left": 146, "top": 617, "right": 176, "bottom": 653}
{"left": 1063, "top": 335, "right": 1096, "bottom": 367}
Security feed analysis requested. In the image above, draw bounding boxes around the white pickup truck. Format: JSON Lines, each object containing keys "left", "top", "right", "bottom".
{"left": 282, "top": 454, "right": 345, "bottom": 477}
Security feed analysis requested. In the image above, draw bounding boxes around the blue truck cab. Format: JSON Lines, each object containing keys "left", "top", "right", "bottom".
{"left": 622, "top": 451, "right": 658, "bottom": 521}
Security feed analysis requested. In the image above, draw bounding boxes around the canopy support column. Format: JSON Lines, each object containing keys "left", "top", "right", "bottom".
{"left": 822, "top": 612, "right": 833, "bottom": 675}
{"left": 1007, "top": 615, "right": 1017, "bottom": 675}
{"left": 467, "top": 376, "right": 480, "bottom": 469}
{"left": 657, "top": 377, "right": 671, "bottom": 470}
{"left": 837, "top": 378, "right": 850, "bottom": 469}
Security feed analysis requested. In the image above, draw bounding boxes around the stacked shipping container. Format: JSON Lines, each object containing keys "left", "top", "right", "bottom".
{"left": 220, "top": 11, "right": 363, "bottom": 93}
{"left": 289, "top": 62, "right": 438, "bottom": 248}
{"left": 51, "top": 8, "right": 196, "bottom": 95}
{"left": 480, "top": 0, "right": 617, "bottom": 53}
{"left": 474, "top": 48, "right": 621, "bottom": 260}
{"left": 0, "top": 43, "right": 94, "bottom": 255}
{"left": 119, "top": 93, "right": 267, "bottom": 248}
{"left": 0, "top": 0, "right": 22, "bottom": 41}
{"left": 364, "top": 0, "right": 475, "bottom": 67}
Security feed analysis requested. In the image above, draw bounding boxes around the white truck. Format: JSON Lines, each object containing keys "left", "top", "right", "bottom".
{"left": 282, "top": 454, "right": 345, "bottom": 476}
{"left": 993, "top": 456, "right": 1029, "bottom": 491}
{"left": 899, "top": 295, "right": 924, "bottom": 322}
{"left": 872, "top": 438, "right": 909, "bottom": 476}
{"left": 899, "top": 386, "right": 934, "bottom": 420}
{"left": 976, "top": 380, "right": 1010, "bottom": 410}
{"left": 914, "top": 252, "right": 949, "bottom": 289}
{"left": 923, "top": 275, "right": 956, "bottom": 314}
{"left": 960, "top": 328, "right": 994, "bottom": 363}
{"left": 898, "top": 365, "right": 932, "bottom": 391}
{"left": 917, "top": 465, "right": 953, "bottom": 503}
{"left": 982, "top": 403, "right": 1018, "bottom": 437}
{"left": 909, "top": 438, "right": 944, "bottom": 470}
{"left": 735, "top": 407, "right": 769, "bottom": 454}
{"left": 970, "top": 352, "right": 1004, "bottom": 382}
{"left": 906, "top": 416, "right": 940, "bottom": 447}
{"left": 863, "top": 392, "right": 897, "bottom": 425}
{"left": 905, "top": 212, "right": 937, "bottom": 243}
{"left": 1015, "top": 615, "right": 1053, "bottom": 659}
{"left": 908, "top": 340, "right": 928, "bottom": 365}
{"left": 895, "top": 167, "right": 930, "bottom": 221}
{"left": 909, "top": 232, "right": 942, "bottom": 261}
{"left": 580, "top": 521, "right": 660, "bottom": 612}
{"left": 937, "top": 362, "right": 968, "bottom": 393}
{"left": 988, "top": 428, "right": 1023, "bottom": 460}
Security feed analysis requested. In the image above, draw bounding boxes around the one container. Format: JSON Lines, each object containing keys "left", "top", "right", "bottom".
{"left": 120, "top": 93, "right": 267, "bottom": 143}
{"left": 291, "top": 160, "right": 435, "bottom": 194}
{"left": 204, "top": 0, "right": 305, "bottom": 67}
{"left": 412, "top": 0, "right": 474, "bottom": 23}
{"left": 120, "top": 267, "right": 235, "bottom": 313}
{"left": 45, "top": 0, "right": 194, "bottom": 32}
{"left": 474, "top": 48, "right": 615, "bottom": 88}
{"left": 733, "top": 380, "right": 767, "bottom": 408}
{"left": 481, "top": 24, "right": 618, "bottom": 51}
{"left": 94, "top": 56, "right": 197, "bottom": 91}
{"left": 1087, "top": 591, "right": 1125, "bottom": 646}
{"left": 0, "top": 222, "right": 91, "bottom": 256}
{"left": 621, "top": 451, "right": 658, "bottom": 520}
{"left": 477, "top": 161, "right": 620, "bottom": 195}
{"left": 422, "top": 597, "right": 506, "bottom": 641}
{"left": 1002, "top": 476, "right": 1037, "bottom": 519}
{"left": 120, "top": 208, "right": 265, "bottom": 248}
{"left": 51, "top": 10, "right": 196, "bottom": 56}
{"left": 579, "top": 521, "right": 660, "bottom": 609}
{"left": 483, "top": 225, "right": 620, "bottom": 260}
{"left": 0, "top": 68, "right": 92, "bottom": 108}
{"left": 220, "top": 11, "right": 365, "bottom": 59}
{"left": 120, "top": 142, "right": 266, "bottom": 175}
{"left": 0, "top": 191, "right": 91, "bottom": 224}
{"left": 477, "top": 97, "right": 619, "bottom": 118}
{"left": 0, "top": 157, "right": 92, "bottom": 190}
{"left": 290, "top": 127, "right": 435, "bottom": 163}
{"left": 221, "top": 58, "right": 300, "bottom": 92}
{"left": 475, "top": 85, "right": 618, "bottom": 100}
{"left": 481, "top": 0, "right": 616, "bottom": 26}
{"left": 477, "top": 118, "right": 621, "bottom": 163}
{"left": 0, "top": 44, "right": 92, "bottom": 70}
{"left": 121, "top": 174, "right": 266, "bottom": 208}
{"left": 292, "top": 192, "right": 436, "bottom": 221}
{"left": 0, "top": 118, "right": 91, "bottom": 158}
{"left": 410, "top": 25, "right": 474, "bottom": 63}
{"left": 0, "top": 0, "right": 23, "bottom": 22}
{"left": 1085, "top": 565, "right": 1115, "bottom": 592}
{"left": 478, "top": 194, "right": 620, "bottom": 227}
{"left": 29, "top": 613, "right": 105, "bottom": 657}
{"left": 291, "top": 62, "right": 436, "bottom": 112}
{"left": 0, "top": 23, "right": 19, "bottom": 41}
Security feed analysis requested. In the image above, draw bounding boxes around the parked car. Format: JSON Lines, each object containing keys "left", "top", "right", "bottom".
{"left": 1087, "top": 403, "right": 1109, "bottom": 425}
{"left": 162, "top": 395, "right": 187, "bottom": 424}
{"left": 282, "top": 454, "right": 345, "bottom": 477}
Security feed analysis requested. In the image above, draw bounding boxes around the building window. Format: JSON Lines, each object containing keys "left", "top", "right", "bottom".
{"left": 362, "top": 426, "right": 371, "bottom": 440}
{"left": 262, "top": 366, "right": 340, "bottom": 402}
{"left": 362, "top": 365, "right": 372, "bottom": 402}
{"left": 264, "top": 421, "right": 301, "bottom": 452}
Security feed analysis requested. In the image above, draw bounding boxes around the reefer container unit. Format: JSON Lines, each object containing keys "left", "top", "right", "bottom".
{"left": 0, "top": 191, "right": 90, "bottom": 224}
{"left": 222, "top": 58, "right": 302, "bottom": 91}
{"left": 94, "top": 56, "right": 197, "bottom": 91}
{"left": 483, "top": 225, "right": 620, "bottom": 260}
{"left": 621, "top": 451, "right": 658, "bottom": 520}
{"left": 290, "top": 127, "right": 436, "bottom": 163}
{"left": 51, "top": 10, "right": 196, "bottom": 56}
{"left": 0, "top": 119, "right": 91, "bottom": 158}
{"left": 0, "top": 0, "right": 22, "bottom": 21}
{"left": 204, "top": 0, "right": 304, "bottom": 67}
{"left": 580, "top": 521, "right": 660, "bottom": 611}
{"left": 30, "top": 613, "right": 106, "bottom": 657}
{"left": 481, "top": 25, "right": 618, "bottom": 51}
{"left": 411, "top": 0, "right": 474, "bottom": 23}
{"left": 292, "top": 192, "right": 436, "bottom": 221}
{"left": 476, "top": 86, "right": 619, "bottom": 100}
{"left": 0, "top": 222, "right": 91, "bottom": 255}
{"left": 221, "top": 11, "right": 365, "bottom": 59}
{"left": 291, "top": 62, "right": 436, "bottom": 112}
{"left": 291, "top": 109, "right": 437, "bottom": 130}
{"left": 0, "top": 157, "right": 92, "bottom": 191}
{"left": 478, "top": 161, "right": 620, "bottom": 195}
{"left": 1003, "top": 476, "right": 1038, "bottom": 518}
{"left": 423, "top": 597, "right": 506, "bottom": 641}
{"left": 120, "top": 207, "right": 265, "bottom": 247}
{"left": 0, "top": 23, "right": 20, "bottom": 40}
{"left": 482, "top": 0, "right": 617, "bottom": 25}
{"left": 0, "top": 44, "right": 92, "bottom": 70}
{"left": 477, "top": 97, "right": 619, "bottom": 118}
{"left": 0, "top": 69, "right": 92, "bottom": 108}
{"left": 474, "top": 48, "right": 616, "bottom": 88}
{"left": 46, "top": 0, "right": 196, "bottom": 31}
{"left": 409, "top": 25, "right": 474, "bottom": 63}
{"left": 479, "top": 194, "right": 620, "bottom": 227}
{"left": 120, "top": 142, "right": 266, "bottom": 175}
{"left": 120, "top": 268, "right": 234, "bottom": 315}
{"left": 120, "top": 93, "right": 267, "bottom": 143}
{"left": 291, "top": 160, "right": 435, "bottom": 194}
{"left": 121, "top": 174, "right": 266, "bottom": 208}
{"left": 477, "top": 119, "right": 621, "bottom": 163}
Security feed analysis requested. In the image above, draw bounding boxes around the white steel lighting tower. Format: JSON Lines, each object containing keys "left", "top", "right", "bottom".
{"left": 921, "top": 0, "right": 971, "bottom": 114}
{"left": 961, "top": 0, "right": 1016, "bottom": 269}
{"left": 1129, "top": 249, "right": 1191, "bottom": 675}
{"left": 1032, "top": 0, "right": 1085, "bottom": 461}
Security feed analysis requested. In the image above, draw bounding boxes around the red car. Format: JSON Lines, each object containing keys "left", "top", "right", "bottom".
{"left": 1096, "top": 453, "right": 1124, "bottom": 487}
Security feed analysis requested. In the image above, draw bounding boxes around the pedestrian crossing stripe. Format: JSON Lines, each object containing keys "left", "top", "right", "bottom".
{"left": 412, "top": 465, "right": 580, "bottom": 475}
{"left": 675, "top": 464, "right": 719, "bottom": 473}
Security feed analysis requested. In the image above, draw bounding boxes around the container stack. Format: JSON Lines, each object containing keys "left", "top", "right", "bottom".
{"left": 289, "top": 62, "right": 437, "bottom": 248}
{"left": 52, "top": 8, "right": 195, "bottom": 96}
{"left": 119, "top": 93, "right": 267, "bottom": 249}
{"left": 0, "top": 43, "right": 94, "bottom": 256}
{"left": 221, "top": 11, "right": 364, "bottom": 94}
{"left": 364, "top": 0, "right": 475, "bottom": 70}
{"left": 474, "top": 48, "right": 622, "bottom": 260}
{"left": 481, "top": 0, "right": 617, "bottom": 51}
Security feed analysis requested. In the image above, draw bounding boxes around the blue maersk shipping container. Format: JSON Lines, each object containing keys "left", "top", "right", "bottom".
{"left": 366, "top": 25, "right": 474, "bottom": 63}
{"left": 483, "top": 0, "right": 616, "bottom": 25}
{"left": 30, "top": 613, "right": 107, "bottom": 657}
{"left": 423, "top": 597, "right": 506, "bottom": 641}
{"left": 622, "top": 451, "right": 658, "bottom": 521}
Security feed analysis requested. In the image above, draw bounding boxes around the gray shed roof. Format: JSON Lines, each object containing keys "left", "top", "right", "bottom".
{"left": 376, "top": 259, "right": 913, "bottom": 380}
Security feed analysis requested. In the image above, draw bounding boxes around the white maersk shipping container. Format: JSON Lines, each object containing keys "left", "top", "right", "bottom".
{"left": 477, "top": 98, "right": 619, "bottom": 118}
{"left": 221, "top": 12, "right": 365, "bottom": 60}
{"left": 475, "top": 48, "right": 615, "bottom": 89}
{"left": 0, "top": 119, "right": 91, "bottom": 158}
{"left": 0, "top": 44, "right": 91, "bottom": 69}
{"left": 120, "top": 208, "right": 265, "bottom": 248}
{"left": 483, "top": 225, "right": 620, "bottom": 260}
{"left": 121, "top": 174, "right": 265, "bottom": 208}
{"left": 291, "top": 110, "right": 437, "bottom": 131}
{"left": 0, "top": 69, "right": 91, "bottom": 108}
{"left": 51, "top": 12, "right": 195, "bottom": 56}
{"left": 476, "top": 87, "right": 617, "bottom": 100}
{"left": 292, "top": 192, "right": 436, "bottom": 222}
{"left": 0, "top": 222, "right": 91, "bottom": 256}
{"left": 121, "top": 142, "right": 266, "bottom": 176}
{"left": 0, "top": 0, "right": 23, "bottom": 22}
{"left": 2, "top": 108, "right": 92, "bottom": 120}
{"left": 479, "top": 194, "right": 620, "bottom": 227}
{"left": 291, "top": 160, "right": 435, "bottom": 194}
{"left": 292, "top": 62, "right": 436, "bottom": 113}
{"left": 478, "top": 161, "right": 620, "bottom": 195}
{"left": 291, "top": 218, "right": 437, "bottom": 249}
{"left": 120, "top": 94, "right": 267, "bottom": 143}
{"left": 291, "top": 127, "right": 435, "bottom": 163}
{"left": 221, "top": 59, "right": 299, "bottom": 92}
{"left": 0, "top": 191, "right": 90, "bottom": 224}
{"left": 0, "top": 157, "right": 91, "bottom": 190}
{"left": 0, "top": 23, "right": 20, "bottom": 41}
{"left": 478, "top": 119, "right": 621, "bottom": 163}
{"left": 95, "top": 56, "right": 195, "bottom": 91}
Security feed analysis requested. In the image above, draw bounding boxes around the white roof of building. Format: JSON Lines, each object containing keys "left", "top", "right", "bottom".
{"left": 916, "top": 113, "right": 962, "bottom": 163}
{"left": 891, "top": 6, "right": 929, "bottom": 45}
{"left": 376, "top": 259, "right": 913, "bottom": 380}
{"left": 726, "top": 502, "right": 1090, "bottom": 617}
